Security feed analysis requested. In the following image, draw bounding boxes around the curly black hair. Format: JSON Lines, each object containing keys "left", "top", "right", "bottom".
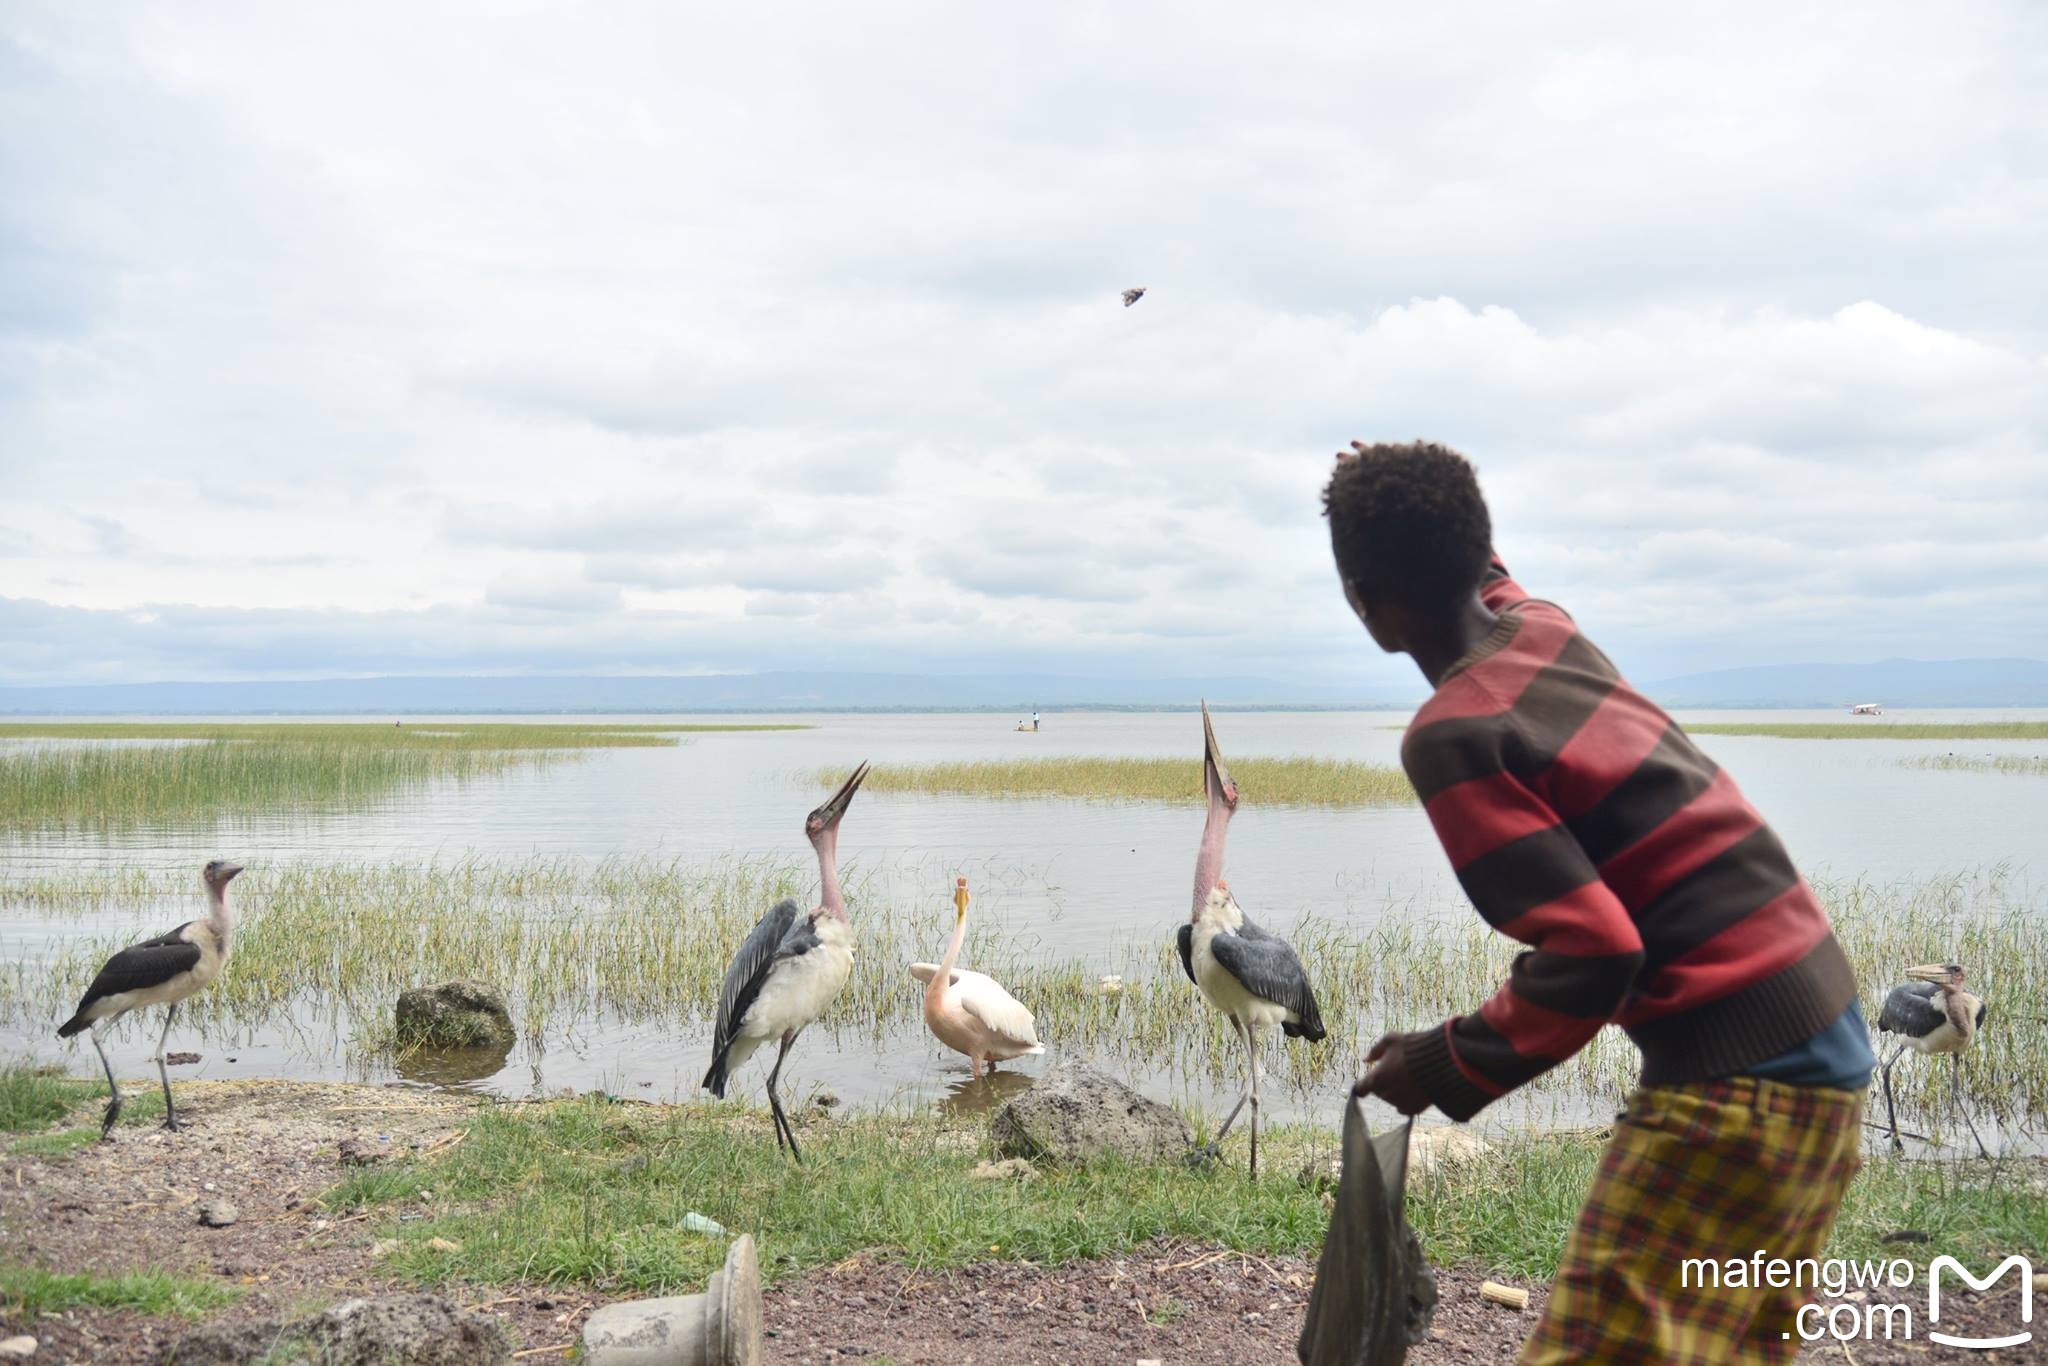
{"left": 1321, "top": 440, "right": 1493, "bottom": 615}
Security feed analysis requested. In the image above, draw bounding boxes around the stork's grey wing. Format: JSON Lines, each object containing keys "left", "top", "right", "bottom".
{"left": 709, "top": 899, "right": 801, "bottom": 1066}
{"left": 84, "top": 925, "right": 200, "bottom": 999}
{"left": 1176, "top": 924, "right": 1196, "bottom": 984}
{"left": 1211, "top": 918, "right": 1326, "bottom": 1041}
{"left": 1876, "top": 981, "right": 1944, "bottom": 1037}
{"left": 60, "top": 925, "right": 202, "bottom": 1034}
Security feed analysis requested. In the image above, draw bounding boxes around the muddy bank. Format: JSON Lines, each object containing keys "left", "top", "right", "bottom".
{"left": 0, "top": 1080, "right": 2015, "bottom": 1363}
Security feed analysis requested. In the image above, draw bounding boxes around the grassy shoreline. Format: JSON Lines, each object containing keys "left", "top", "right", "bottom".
{"left": 0, "top": 721, "right": 805, "bottom": 830}
{"left": 813, "top": 757, "right": 1416, "bottom": 807}
{"left": 8, "top": 1075, "right": 2037, "bottom": 1301}
{"left": 1907, "top": 754, "right": 2048, "bottom": 777}
{"left": 6, "top": 863, "right": 2044, "bottom": 1128}
{"left": 1689, "top": 721, "right": 2048, "bottom": 740}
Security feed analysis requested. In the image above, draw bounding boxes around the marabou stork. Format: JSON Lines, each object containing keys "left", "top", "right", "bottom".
{"left": 1177, "top": 704, "right": 1325, "bottom": 1175}
{"left": 702, "top": 762, "right": 868, "bottom": 1161}
{"left": 911, "top": 876, "right": 1043, "bottom": 1079}
{"left": 58, "top": 859, "right": 244, "bottom": 1139}
{"left": 1121, "top": 287, "right": 1147, "bottom": 307}
{"left": 1877, "top": 962, "right": 1990, "bottom": 1158}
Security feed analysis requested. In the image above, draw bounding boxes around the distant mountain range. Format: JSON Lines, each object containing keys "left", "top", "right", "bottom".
{"left": 3, "top": 658, "right": 2044, "bottom": 714}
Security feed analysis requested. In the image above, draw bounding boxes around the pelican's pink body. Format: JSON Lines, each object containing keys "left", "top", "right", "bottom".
{"left": 917, "top": 881, "right": 1042, "bottom": 1079}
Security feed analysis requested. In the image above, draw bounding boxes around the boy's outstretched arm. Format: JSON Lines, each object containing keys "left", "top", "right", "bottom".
{"left": 1365, "top": 733, "right": 1645, "bottom": 1121}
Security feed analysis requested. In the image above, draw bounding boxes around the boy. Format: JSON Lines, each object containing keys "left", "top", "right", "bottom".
{"left": 1328, "top": 441, "right": 1872, "bottom": 1362}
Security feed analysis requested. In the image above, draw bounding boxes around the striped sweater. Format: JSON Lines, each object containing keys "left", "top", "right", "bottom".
{"left": 1399, "top": 560, "right": 1857, "bottom": 1121}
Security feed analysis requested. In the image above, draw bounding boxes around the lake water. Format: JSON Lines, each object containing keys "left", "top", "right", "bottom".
{"left": 5, "top": 708, "right": 2045, "bottom": 1138}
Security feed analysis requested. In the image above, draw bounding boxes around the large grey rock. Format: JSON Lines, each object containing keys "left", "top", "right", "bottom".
{"left": 395, "top": 979, "right": 516, "bottom": 1049}
{"left": 991, "top": 1061, "right": 1192, "bottom": 1163}
{"left": 582, "top": 1234, "right": 761, "bottom": 1366}
{"left": 161, "top": 1293, "right": 510, "bottom": 1364}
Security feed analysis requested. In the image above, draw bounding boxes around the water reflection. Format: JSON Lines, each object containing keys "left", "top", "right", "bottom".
{"left": 935, "top": 1067, "right": 1036, "bottom": 1117}
{"left": 393, "top": 1039, "right": 515, "bottom": 1090}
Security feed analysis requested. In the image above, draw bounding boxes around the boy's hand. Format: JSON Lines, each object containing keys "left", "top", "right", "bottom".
{"left": 1352, "top": 1032, "right": 1429, "bottom": 1115}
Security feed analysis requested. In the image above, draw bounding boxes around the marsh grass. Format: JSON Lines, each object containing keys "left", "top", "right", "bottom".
{"left": 8, "top": 864, "right": 2045, "bottom": 1130}
{"left": 0, "top": 1265, "right": 240, "bottom": 1319}
{"left": 0, "top": 721, "right": 799, "bottom": 829}
{"left": 0, "top": 1060, "right": 164, "bottom": 1150}
{"left": 815, "top": 757, "right": 1416, "bottom": 807}
{"left": 0, "top": 1062, "right": 83, "bottom": 1132}
{"left": 1906, "top": 754, "right": 2048, "bottom": 777}
{"left": 322, "top": 1097, "right": 2044, "bottom": 1294}
{"left": 1689, "top": 722, "right": 2048, "bottom": 740}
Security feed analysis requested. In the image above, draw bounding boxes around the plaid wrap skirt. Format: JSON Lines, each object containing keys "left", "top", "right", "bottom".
{"left": 1521, "top": 1076, "right": 1865, "bottom": 1365}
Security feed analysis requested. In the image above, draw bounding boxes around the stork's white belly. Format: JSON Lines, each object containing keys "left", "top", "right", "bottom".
{"left": 1908, "top": 1018, "right": 1969, "bottom": 1056}
{"left": 1190, "top": 916, "right": 1287, "bottom": 1032}
{"left": 740, "top": 924, "right": 854, "bottom": 1044}
{"left": 88, "top": 927, "right": 228, "bottom": 1027}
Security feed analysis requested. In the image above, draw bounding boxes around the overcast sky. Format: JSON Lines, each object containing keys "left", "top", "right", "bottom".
{"left": 3, "top": 2, "right": 2044, "bottom": 692}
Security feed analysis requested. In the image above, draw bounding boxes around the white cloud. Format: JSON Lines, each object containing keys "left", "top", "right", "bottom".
{"left": 0, "top": 1, "right": 2043, "bottom": 687}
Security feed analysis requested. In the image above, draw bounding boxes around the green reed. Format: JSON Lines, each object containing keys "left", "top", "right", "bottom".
{"left": 1688, "top": 722, "right": 2048, "bottom": 740}
{"left": 812, "top": 756, "right": 1416, "bottom": 807}
{"left": 1905, "top": 754, "right": 2048, "bottom": 777}
{"left": 0, "top": 722, "right": 800, "bottom": 830}
{"left": 8, "top": 861, "right": 2043, "bottom": 1132}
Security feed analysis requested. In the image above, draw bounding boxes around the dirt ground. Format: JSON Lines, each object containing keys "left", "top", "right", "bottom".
{"left": 0, "top": 1081, "right": 2027, "bottom": 1364}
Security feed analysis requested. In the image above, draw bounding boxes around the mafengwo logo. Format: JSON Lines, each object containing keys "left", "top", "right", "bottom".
{"left": 1927, "top": 1255, "right": 2032, "bottom": 1350}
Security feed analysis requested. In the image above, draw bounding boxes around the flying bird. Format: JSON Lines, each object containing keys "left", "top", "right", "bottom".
{"left": 702, "top": 763, "right": 868, "bottom": 1162}
{"left": 1177, "top": 704, "right": 1325, "bottom": 1175}
{"left": 58, "top": 860, "right": 244, "bottom": 1139}
{"left": 1877, "top": 962, "right": 1990, "bottom": 1158}
{"left": 911, "top": 877, "right": 1043, "bottom": 1079}
{"left": 1122, "top": 287, "right": 1147, "bottom": 307}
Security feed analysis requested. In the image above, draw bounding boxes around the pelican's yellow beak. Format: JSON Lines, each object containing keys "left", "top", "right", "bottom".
{"left": 953, "top": 875, "right": 969, "bottom": 921}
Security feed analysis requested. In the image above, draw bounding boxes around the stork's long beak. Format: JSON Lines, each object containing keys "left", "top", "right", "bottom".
{"left": 1904, "top": 963, "right": 1958, "bottom": 985}
{"left": 810, "top": 761, "right": 869, "bottom": 832}
{"left": 1201, "top": 701, "right": 1236, "bottom": 808}
{"left": 220, "top": 862, "right": 245, "bottom": 882}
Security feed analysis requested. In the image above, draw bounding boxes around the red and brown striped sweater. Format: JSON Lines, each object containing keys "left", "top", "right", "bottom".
{"left": 1399, "top": 560, "right": 1857, "bottom": 1121}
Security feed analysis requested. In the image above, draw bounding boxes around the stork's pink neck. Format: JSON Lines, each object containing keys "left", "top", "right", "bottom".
{"left": 206, "top": 885, "right": 236, "bottom": 944}
{"left": 1941, "top": 983, "right": 1976, "bottom": 1039}
{"left": 813, "top": 828, "right": 848, "bottom": 921}
{"left": 1192, "top": 800, "right": 1232, "bottom": 919}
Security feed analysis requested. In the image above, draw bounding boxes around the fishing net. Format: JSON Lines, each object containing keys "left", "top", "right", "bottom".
{"left": 1297, "top": 1098, "right": 1439, "bottom": 1365}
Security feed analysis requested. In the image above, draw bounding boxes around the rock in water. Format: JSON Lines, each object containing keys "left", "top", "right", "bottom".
{"left": 162, "top": 1294, "right": 510, "bottom": 1365}
{"left": 990, "top": 1062, "right": 1191, "bottom": 1163}
{"left": 395, "top": 980, "right": 517, "bottom": 1049}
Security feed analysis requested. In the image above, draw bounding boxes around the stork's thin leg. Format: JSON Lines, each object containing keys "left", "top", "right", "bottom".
{"left": 90, "top": 1027, "right": 123, "bottom": 1141}
{"left": 155, "top": 1003, "right": 181, "bottom": 1132}
{"left": 766, "top": 1030, "right": 802, "bottom": 1164}
{"left": 1881, "top": 1042, "right": 1907, "bottom": 1152}
{"left": 1212, "top": 1017, "right": 1253, "bottom": 1145}
{"left": 765, "top": 1060, "right": 791, "bottom": 1154}
{"left": 1248, "top": 1024, "right": 1263, "bottom": 1180}
{"left": 1952, "top": 1054, "right": 1990, "bottom": 1160}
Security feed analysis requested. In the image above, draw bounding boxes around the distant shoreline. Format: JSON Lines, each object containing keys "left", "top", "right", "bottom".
{"left": 6, "top": 702, "right": 2048, "bottom": 717}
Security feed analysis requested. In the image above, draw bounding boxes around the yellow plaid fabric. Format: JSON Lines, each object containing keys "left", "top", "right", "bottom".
{"left": 1521, "top": 1076, "right": 1864, "bottom": 1365}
